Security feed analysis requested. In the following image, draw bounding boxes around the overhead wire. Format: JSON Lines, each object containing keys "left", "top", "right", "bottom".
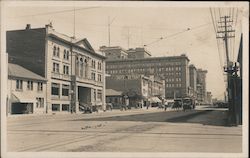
{"left": 210, "top": 8, "right": 224, "bottom": 72}
{"left": 143, "top": 22, "right": 211, "bottom": 47}
{"left": 8, "top": 7, "right": 101, "bottom": 19}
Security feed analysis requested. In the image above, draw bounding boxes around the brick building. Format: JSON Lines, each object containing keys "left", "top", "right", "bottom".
{"left": 104, "top": 52, "right": 190, "bottom": 99}
{"left": 7, "top": 24, "right": 106, "bottom": 113}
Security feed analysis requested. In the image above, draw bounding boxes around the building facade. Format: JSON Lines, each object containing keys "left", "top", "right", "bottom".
{"left": 7, "top": 24, "right": 106, "bottom": 113}
{"left": 7, "top": 63, "right": 47, "bottom": 115}
{"left": 104, "top": 54, "right": 190, "bottom": 99}
{"left": 106, "top": 75, "right": 165, "bottom": 106}
{"left": 127, "top": 47, "right": 152, "bottom": 59}
{"left": 189, "top": 64, "right": 197, "bottom": 99}
{"left": 196, "top": 69, "right": 208, "bottom": 104}
{"left": 99, "top": 46, "right": 128, "bottom": 60}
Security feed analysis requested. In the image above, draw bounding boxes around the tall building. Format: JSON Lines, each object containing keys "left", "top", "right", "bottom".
{"left": 189, "top": 64, "right": 197, "bottom": 99}
{"left": 196, "top": 69, "right": 208, "bottom": 104}
{"left": 102, "top": 45, "right": 190, "bottom": 99}
{"left": 206, "top": 91, "right": 212, "bottom": 104}
{"left": 7, "top": 24, "right": 106, "bottom": 113}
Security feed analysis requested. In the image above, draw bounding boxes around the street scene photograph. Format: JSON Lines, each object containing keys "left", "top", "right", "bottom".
{"left": 0, "top": 1, "right": 249, "bottom": 158}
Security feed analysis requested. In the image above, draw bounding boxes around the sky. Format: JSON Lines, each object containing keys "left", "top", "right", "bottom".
{"left": 3, "top": 1, "right": 246, "bottom": 100}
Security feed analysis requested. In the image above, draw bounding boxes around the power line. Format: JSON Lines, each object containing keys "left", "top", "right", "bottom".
{"left": 143, "top": 22, "right": 211, "bottom": 47}
{"left": 210, "top": 8, "right": 223, "bottom": 71}
{"left": 8, "top": 7, "right": 100, "bottom": 19}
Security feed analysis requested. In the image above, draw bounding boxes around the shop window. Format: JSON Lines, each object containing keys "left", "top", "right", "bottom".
{"left": 62, "top": 104, "right": 69, "bottom": 111}
{"left": 52, "top": 104, "right": 60, "bottom": 111}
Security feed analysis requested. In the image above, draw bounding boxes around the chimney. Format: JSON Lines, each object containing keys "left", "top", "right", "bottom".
{"left": 26, "top": 24, "right": 31, "bottom": 30}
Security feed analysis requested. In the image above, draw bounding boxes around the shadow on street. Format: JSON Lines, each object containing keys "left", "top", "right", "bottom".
{"left": 72, "top": 109, "right": 229, "bottom": 127}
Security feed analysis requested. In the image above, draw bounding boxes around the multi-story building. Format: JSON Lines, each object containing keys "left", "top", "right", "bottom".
{"left": 99, "top": 46, "right": 128, "bottom": 60}
{"left": 104, "top": 53, "right": 190, "bottom": 99}
{"left": 196, "top": 69, "right": 208, "bottom": 104}
{"left": 189, "top": 64, "right": 197, "bottom": 99}
{"left": 7, "top": 24, "right": 106, "bottom": 113}
{"left": 7, "top": 63, "right": 47, "bottom": 115}
{"left": 206, "top": 91, "right": 212, "bottom": 104}
{"left": 127, "top": 47, "right": 152, "bottom": 59}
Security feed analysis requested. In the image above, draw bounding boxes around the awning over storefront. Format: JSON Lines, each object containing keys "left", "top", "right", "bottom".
{"left": 11, "top": 93, "right": 36, "bottom": 103}
{"left": 149, "top": 97, "right": 162, "bottom": 103}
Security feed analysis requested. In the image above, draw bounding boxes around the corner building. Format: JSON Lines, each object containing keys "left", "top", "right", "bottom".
{"left": 7, "top": 24, "right": 106, "bottom": 113}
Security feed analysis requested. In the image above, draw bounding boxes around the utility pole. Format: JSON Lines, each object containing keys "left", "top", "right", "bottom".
{"left": 127, "top": 27, "right": 130, "bottom": 49}
{"left": 216, "top": 15, "right": 235, "bottom": 125}
{"left": 108, "top": 16, "right": 116, "bottom": 47}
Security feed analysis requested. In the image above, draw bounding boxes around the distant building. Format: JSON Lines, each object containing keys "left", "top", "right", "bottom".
{"left": 7, "top": 24, "right": 106, "bottom": 113}
{"left": 206, "top": 91, "right": 212, "bottom": 104}
{"left": 189, "top": 64, "right": 197, "bottom": 99}
{"left": 106, "top": 75, "right": 165, "bottom": 106}
{"left": 105, "top": 53, "right": 190, "bottom": 99}
{"left": 196, "top": 69, "right": 208, "bottom": 104}
{"left": 99, "top": 46, "right": 128, "bottom": 60}
{"left": 106, "top": 89, "right": 123, "bottom": 109}
{"left": 7, "top": 63, "right": 47, "bottom": 115}
{"left": 127, "top": 47, "right": 152, "bottom": 59}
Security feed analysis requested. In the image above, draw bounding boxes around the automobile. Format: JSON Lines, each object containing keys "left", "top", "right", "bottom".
{"left": 182, "top": 98, "right": 195, "bottom": 111}
{"left": 79, "top": 103, "right": 93, "bottom": 113}
{"left": 106, "top": 103, "right": 113, "bottom": 111}
{"left": 172, "top": 99, "right": 183, "bottom": 110}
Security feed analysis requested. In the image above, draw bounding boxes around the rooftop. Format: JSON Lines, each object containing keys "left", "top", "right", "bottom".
{"left": 8, "top": 63, "right": 46, "bottom": 81}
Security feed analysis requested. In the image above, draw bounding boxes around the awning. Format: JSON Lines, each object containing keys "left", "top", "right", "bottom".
{"left": 149, "top": 97, "right": 162, "bottom": 103}
{"left": 11, "top": 92, "right": 36, "bottom": 103}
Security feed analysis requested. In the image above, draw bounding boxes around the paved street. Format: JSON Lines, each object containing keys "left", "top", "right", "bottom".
{"left": 7, "top": 106, "right": 242, "bottom": 152}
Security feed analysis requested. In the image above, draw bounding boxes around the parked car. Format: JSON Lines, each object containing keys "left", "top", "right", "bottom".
{"left": 79, "top": 103, "right": 93, "bottom": 113}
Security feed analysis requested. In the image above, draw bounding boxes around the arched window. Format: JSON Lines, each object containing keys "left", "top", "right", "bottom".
{"left": 53, "top": 46, "right": 57, "bottom": 56}
{"left": 57, "top": 47, "right": 60, "bottom": 57}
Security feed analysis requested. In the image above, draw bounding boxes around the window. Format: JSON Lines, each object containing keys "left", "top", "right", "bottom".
{"left": 36, "top": 98, "right": 44, "bottom": 108}
{"left": 64, "top": 50, "right": 69, "bottom": 60}
{"left": 51, "top": 83, "right": 60, "bottom": 95}
{"left": 62, "top": 104, "right": 69, "bottom": 111}
{"left": 94, "top": 89, "right": 96, "bottom": 101}
{"left": 98, "top": 74, "right": 102, "bottom": 82}
{"left": 53, "top": 46, "right": 57, "bottom": 56}
{"left": 53, "top": 63, "right": 60, "bottom": 73}
{"left": 57, "top": 47, "right": 60, "bottom": 57}
{"left": 16, "top": 80, "right": 23, "bottom": 90}
{"left": 63, "top": 65, "right": 69, "bottom": 75}
{"left": 62, "top": 84, "right": 69, "bottom": 96}
{"left": 52, "top": 104, "right": 60, "bottom": 111}
{"left": 38, "top": 82, "right": 43, "bottom": 91}
{"left": 97, "top": 90, "right": 102, "bottom": 101}
{"left": 91, "top": 72, "right": 96, "bottom": 80}
{"left": 92, "top": 60, "right": 96, "bottom": 68}
{"left": 27, "top": 81, "right": 33, "bottom": 90}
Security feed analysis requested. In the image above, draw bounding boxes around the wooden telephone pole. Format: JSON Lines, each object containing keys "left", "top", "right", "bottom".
{"left": 216, "top": 15, "right": 236, "bottom": 124}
